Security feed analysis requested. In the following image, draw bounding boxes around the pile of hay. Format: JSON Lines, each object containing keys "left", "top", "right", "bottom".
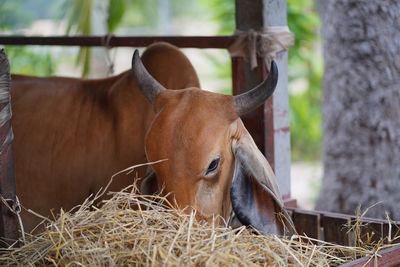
{"left": 0, "top": 183, "right": 398, "bottom": 266}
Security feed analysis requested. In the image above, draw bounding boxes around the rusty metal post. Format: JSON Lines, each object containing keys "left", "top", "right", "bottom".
{"left": 0, "top": 49, "right": 18, "bottom": 247}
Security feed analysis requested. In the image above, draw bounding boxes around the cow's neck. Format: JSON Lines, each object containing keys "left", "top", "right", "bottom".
{"left": 102, "top": 71, "right": 155, "bottom": 184}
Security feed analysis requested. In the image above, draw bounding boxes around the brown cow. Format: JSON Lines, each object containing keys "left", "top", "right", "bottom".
{"left": 12, "top": 42, "right": 292, "bottom": 235}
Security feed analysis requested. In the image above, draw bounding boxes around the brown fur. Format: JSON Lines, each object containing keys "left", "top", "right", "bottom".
{"left": 146, "top": 89, "right": 238, "bottom": 221}
{"left": 11, "top": 42, "right": 200, "bottom": 231}
{"left": 12, "top": 42, "right": 286, "bottom": 234}
{"left": 146, "top": 88, "right": 285, "bottom": 232}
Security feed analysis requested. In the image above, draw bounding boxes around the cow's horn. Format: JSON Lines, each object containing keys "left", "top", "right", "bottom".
{"left": 131, "top": 49, "right": 166, "bottom": 104}
{"left": 233, "top": 61, "right": 278, "bottom": 116}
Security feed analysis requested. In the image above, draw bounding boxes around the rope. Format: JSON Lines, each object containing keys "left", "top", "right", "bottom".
{"left": 0, "top": 195, "right": 25, "bottom": 244}
{"left": 228, "top": 26, "right": 295, "bottom": 70}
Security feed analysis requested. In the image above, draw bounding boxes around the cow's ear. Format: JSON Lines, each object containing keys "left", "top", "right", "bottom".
{"left": 140, "top": 168, "right": 158, "bottom": 195}
{"left": 231, "top": 134, "right": 294, "bottom": 236}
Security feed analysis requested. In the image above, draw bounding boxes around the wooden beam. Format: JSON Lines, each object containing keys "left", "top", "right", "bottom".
{"left": 291, "top": 208, "right": 321, "bottom": 240}
{"left": 339, "top": 246, "right": 400, "bottom": 267}
{"left": 322, "top": 212, "right": 352, "bottom": 246}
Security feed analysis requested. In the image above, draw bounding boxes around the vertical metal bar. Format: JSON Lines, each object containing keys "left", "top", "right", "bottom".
{"left": 0, "top": 49, "right": 18, "bottom": 247}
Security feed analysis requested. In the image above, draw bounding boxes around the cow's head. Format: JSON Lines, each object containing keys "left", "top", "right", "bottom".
{"left": 131, "top": 50, "right": 293, "bottom": 235}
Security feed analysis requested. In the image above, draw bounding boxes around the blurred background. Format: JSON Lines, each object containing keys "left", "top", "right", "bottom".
{"left": 0, "top": 0, "right": 322, "bottom": 209}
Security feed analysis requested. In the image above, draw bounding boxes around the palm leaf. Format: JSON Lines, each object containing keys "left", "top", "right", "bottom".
{"left": 64, "top": 0, "right": 92, "bottom": 77}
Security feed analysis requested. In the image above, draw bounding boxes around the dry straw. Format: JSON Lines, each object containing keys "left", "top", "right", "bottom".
{"left": 1, "top": 166, "right": 399, "bottom": 266}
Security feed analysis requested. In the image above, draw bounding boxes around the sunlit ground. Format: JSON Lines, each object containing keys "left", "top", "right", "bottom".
{"left": 291, "top": 162, "right": 322, "bottom": 210}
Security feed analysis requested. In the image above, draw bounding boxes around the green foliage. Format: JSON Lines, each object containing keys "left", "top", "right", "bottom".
{"left": 169, "top": 0, "right": 202, "bottom": 19}
{"left": 5, "top": 46, "right": 55, "bottom": 76}
{"left": 108, "top": 0, "right": 126, "bottom": 32}
{"left": 287, "top": 0, "right": 320, "bottom": 67}
{"left": 195, "top": 0, "right": 235, "bottom": 95}
{"left": 63, "top": 0, "right": 93, "bottom": 77}
{"left": 289, "top": 58, "right": 323, "bottom": 160}
{"left": 114, "top": 0, "right": 201, "bottom": 34}
{"left": 0, "top": 1, "right": 56, "bottom": 77}
{"left": 64, "top": 0, "right": 92, "bottom": 35}
{"left": 202, "top": 50, "right": 232, "bottom": 95}
{"left": 199, "top": 0, "right": 235, "bottom": 34}
{"left": 0, "top": 0, "right": 33, "bottom": 30}
{"left": 118, "top": 0, "right": 158, "bottom": 30}
{"left": 287, "top": 0, "right": 322, "bottom": 161}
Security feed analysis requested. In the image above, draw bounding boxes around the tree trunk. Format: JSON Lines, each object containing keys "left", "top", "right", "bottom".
{"left": 316, "top": 0, "right": 400, "bottom": 220}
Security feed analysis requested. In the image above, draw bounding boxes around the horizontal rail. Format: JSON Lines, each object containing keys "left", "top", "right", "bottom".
{"left": 288, "top": 207, "right": 400, "bottom": 225}
{"left": 339, "top": 245, "right": 400, "bottom": 267}
{"left": 287, "top": 207, "right": 400, "bottom": 247}
{"left": 0, "top": 35, "right": 236, "bottom": 49}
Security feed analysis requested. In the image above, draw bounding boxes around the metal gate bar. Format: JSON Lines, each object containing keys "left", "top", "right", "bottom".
{"left": 0, "top": 35, "right": 235, "bottom": 48}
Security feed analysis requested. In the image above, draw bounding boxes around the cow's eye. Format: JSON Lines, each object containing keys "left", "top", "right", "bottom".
{"left": 205, "top": 157, "right": 220, "bottom": 176}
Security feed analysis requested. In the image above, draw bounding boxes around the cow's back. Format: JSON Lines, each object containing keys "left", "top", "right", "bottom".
{"left": 11, "top": 42, "right": 200, "bottom": 231}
